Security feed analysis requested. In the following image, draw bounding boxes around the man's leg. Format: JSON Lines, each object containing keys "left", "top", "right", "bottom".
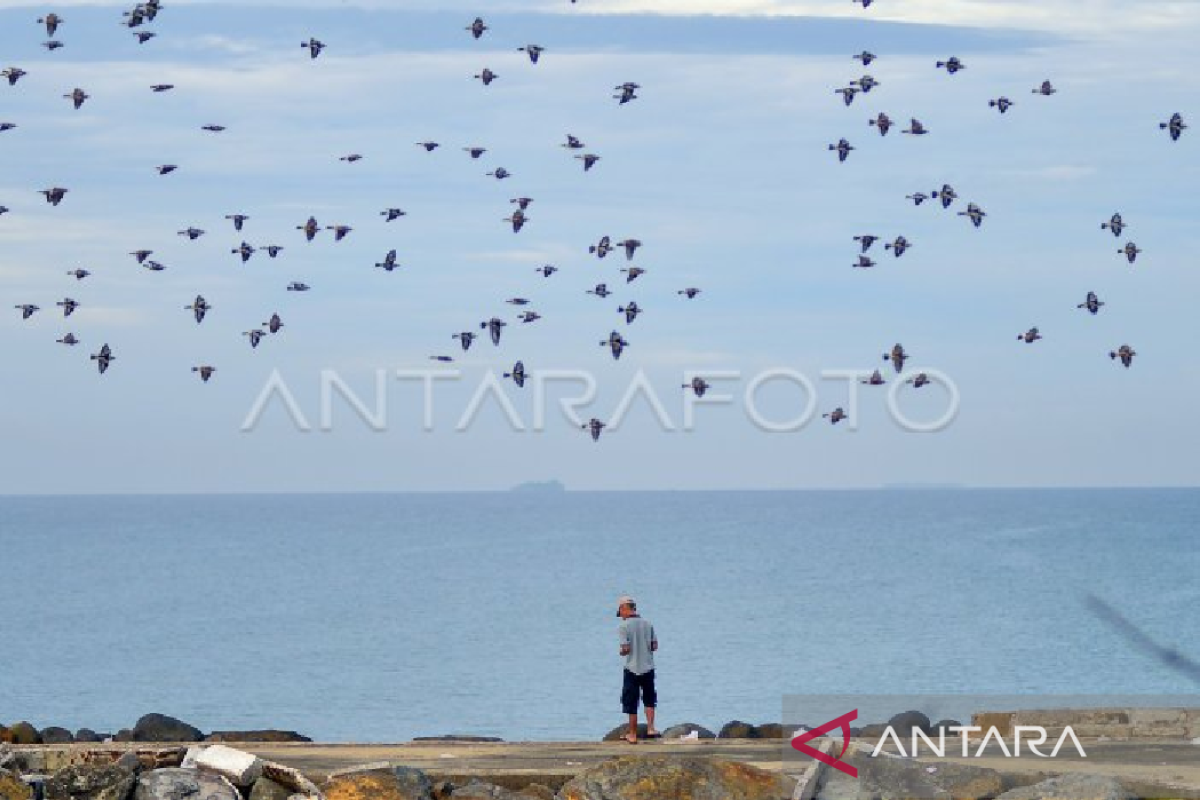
{"left": 643, "top": 670, "right": 659, "bottom": 736}
{"left": 621, "top": 670, "right": 640, "bottom": 743}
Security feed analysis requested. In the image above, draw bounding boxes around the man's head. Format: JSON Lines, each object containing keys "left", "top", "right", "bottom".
{"left": 616, "top": 595, "right": 637, "bottom": 618}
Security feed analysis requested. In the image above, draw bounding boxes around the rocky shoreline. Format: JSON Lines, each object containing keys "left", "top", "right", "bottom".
{"left": 0, "top": 715, "right": 311, "bottom": 747}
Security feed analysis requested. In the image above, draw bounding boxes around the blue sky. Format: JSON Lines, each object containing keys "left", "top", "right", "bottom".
{"left": 2, "top": 0, "right": 1199, "bottom": 492}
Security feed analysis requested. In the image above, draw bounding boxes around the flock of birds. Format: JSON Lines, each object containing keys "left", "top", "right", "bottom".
{"left": 3, "top": 2, "right": 710, "bottom": 442}
{"left": 4, "top": 2, "right": 1191, "bottom": 438}
{"left": 814, "top": 22, "right": 1187, "bottom": 426}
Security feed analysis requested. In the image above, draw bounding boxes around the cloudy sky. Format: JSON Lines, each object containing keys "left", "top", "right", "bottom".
{"left": 2, "top": 0, "right": 1198, "bottom": 493}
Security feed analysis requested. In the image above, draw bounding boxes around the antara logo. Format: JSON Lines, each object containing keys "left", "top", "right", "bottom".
{"left": 790, "top": 710, "right": 859, "bottom": 778}
{"left": 871, "top": 725, "right": 1088, "bottom": 759}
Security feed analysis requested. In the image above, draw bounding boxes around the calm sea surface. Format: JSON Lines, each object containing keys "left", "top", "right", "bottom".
{"left": 1, "top": 489, "right": 1197, "bottom": 741}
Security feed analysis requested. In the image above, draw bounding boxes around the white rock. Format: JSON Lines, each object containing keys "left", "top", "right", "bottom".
{"left": 194, "top": 745, "right": 263, "bottom": 787}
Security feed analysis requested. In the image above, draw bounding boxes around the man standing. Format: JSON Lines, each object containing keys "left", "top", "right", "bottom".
{"left": 616, "top": 595, "right": 658, "bottom": 743}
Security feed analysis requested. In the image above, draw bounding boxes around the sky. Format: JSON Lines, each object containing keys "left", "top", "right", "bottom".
{"left": 2, "top": 0, "right": 1199, "bottom": 493}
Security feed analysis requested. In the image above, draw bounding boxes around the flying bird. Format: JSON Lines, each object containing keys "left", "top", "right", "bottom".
{"left": 587, "top": 284, "right": 611, "bottom": 299}
{"left": 287, "top": 282, "right": 310, "bottom": 292}
{"left": 453, "top": 331, "right": 477, "bottom": 351}
{"left": 823, "top": 408, "right": 847, "bottom": 425}
{"left": 130, "top": 249, "right": 152, "bottom": 263}
{"left": 474, "top": 68, "right": 498, "bottom": 86}
{"left": 417, "top": 141, "right": 440, "bottom": 152}
{"left": 1101, "top": 213, "right": 1125, "bottom": 237}
{"left": 537, "top": 265, "right": 557, "bottom": 277}
{"left": 679, "top": 288, "right": 701, "bottom": 299}
{"left": 906, "top": 193, "right": 929, "bottom": 206}
{"left": 861, "top": 370, "right": 885, "bottom": 386}
{"left": 518, "top": 311, "right": 541, "bottom": 323}
{"left": 41, "top": 187, "right": 68, "bottom": 206}
{"left": 1032, "top": 80, "right": 1056, "bottom": 96}
{"left": 621, "top": 267, "right": 646, "bottom": 283}
{"left": 854, "top": 255, "right": 877, "bottom": 269}
{"left": 381, "top": 208, "right": 407, "bottom": 221}
{"left": 562, "top": 134, "right": 585, "bottom": 149}
{"left": 64, "top": 88, "right": 88, "bottom": 109}
{"left": 192, "top": 366, "right": 217, "bottom": 383}
{"left": 902, "top": 118, "right": 928, "bottom": 135}
{"left": 57, "top": 333, "right": 79, "bottom": 346}
{"left": 244, "top": 329, "right": 265, "bottom": 349}
{"left": 133, "top": 31, "right": 155, "bottom": 44}
{"left": 576, "top": 153, "right": 600, "bottom": 171}
{"left": 684, "top": 377, "right": 710, "bottom": 398}
{"left": 15, "top": 304, "right": 39, "bottom": 319}
{"left": 869, "top": 112, "right": 893, "bottom": 136}
{"left": 851, "top": 75, "right": 878, "bottom": 93}
{"left": 150, "top": 84, "right": 174, "bottom": 92}
{"left": 38, "top": 13, "right": 63, "bottom": 36}
{"left": 618, "top": 301, "right": 641, "bottom": 324}
{"left": 232, "top": 242, "right": 256, "bottom": 262}
{"left": 463, "top": 146, "right": 486, "bottom": 158}
{"left": 2, "top": 68, "right": 28, "bottom": 86}
{"left": 617, "top": 239, "right": 641, "bottom": 260}
{"left": 1109, "top": 345, "right": 1136, "bottom": 368}
{"left": 511, "top": 197, "right": 533, "bottom": 210}
{"left": 1119, "top": 242, "right": 1142, "bottom": 263}
{"left": 1077, "top": 291, "right": 1104, "bottom": 315}
{"left": 264, "top": 313, "right": 283, "bottom": 334}
{"left": 584, "top": 418, "right": 606, "bottom": 442}
{"left": 505, "top": 361, "right": 527, "bottom": 388}
{"left": 932, "top": 184, "right": 957, "bottom": 208}
{"left": 156, "top": 164, "right": 177, "bottom": 175}
{"left": 989, "top": 97, "right": 1014, "bottom": 114}
{"left": 327, "top": 225, "right": 352, "bottom": 241}
{"left": 302, "top": 38, "right": 325, "bottom": 59}
{"left": 375, "top": 249, "right": 400, "bottom": 271}
{"left": 601, "top": 331, "right": 628, "bottom": 360}
{"left": 835, "top": 86, "right": 859, "bottom": 107}
{"left": 1160, "top": 112, "right": 1187, "bottom": 141}
{"left": 43, "top": 40, "right": 64, "bottom": 51}
{"left": 264, "top": 245, "right": 284, "bottom": 258}
{"left": 589, "top": 235, "right": 613, "bottom": 258}
{"left": 885, "top": 236, "right": 910, "bottom": 257}
{"left": 1018, "top": 327, "right": 1042, "bottom": 344}
{"left": 854, "top": 51, "right": 876, "bottom": 66}
{"left": 67, "top": 268, "right": 90, "bottom": 280}
{"left": 883, "top": 343, "right": 908, "bottom": 372}
{"left": 226, "top": 214, "right": 249, "bottom": 231}
{"left": 829, "top": 138, "right": 854, "bottom": 162}
{"left": 959, "top": 202, "right": 986, "bottom": 228}
{"left": 178, "top": 227, "right": 205, "bottom": 240}
{"left": 298, "top": 216, "right": 319, "bottom": 241}
{"left": 481, "top": 317, "right": 507, "bottom": 345}
{"left": 519, "top": 44, "right": 544, "bottom": 64}
{"left": 185, "top": 295, "right": 210, "bottom": 324}
{"left": 907, "top": 373, "right": 930, "bottom": 389}
{"left": 936, "top": 56, "right": 965, "bottom": 74}
{"left": 91, "top": 344, "right": 114, "bottom": 374}
{"left": 56, "top": 298, "right": 79, "bottom": 317}
{"left": 505, "top": 209, "right": 527, "bottom": 233}
{"left": 487, "top": 167, "right": 511, "bottom": 179}
{"left": 340, "top": 154, "right": 363, "bottom": 163}
{"left": 466, "top": 17, "right": 487, "bottom": 39}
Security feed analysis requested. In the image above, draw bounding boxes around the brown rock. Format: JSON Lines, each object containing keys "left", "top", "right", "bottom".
{"left": 248, "top": 777, "right": 293, "bottom": 800}
{"left": 601, "top": 724, "right": 647, "bottom": 742}
{"left": 717, "top": 720, "right": 757, "bottom": 739}
{"left": 558, "top": 755, "right": 782, "bottom": 800}
{"left": 6, "top": 724, "right": 38, "bottom": 746}
{"left": 0, "top": 728, "right": 11, "bottom": 745}
{"left": 517, "top": 784, "right": 555, "bottom": 800}
{"left": 1, "top": 768, "right": 33, "bottom": 800}
{"left": 325, "top": 768, "right": 434, "bottom": 800}
{"left": 40, "top": 727, "right": 74, "bottom": 745}
{"left": 450, "top": 782, "right": 524, "bottom": 799}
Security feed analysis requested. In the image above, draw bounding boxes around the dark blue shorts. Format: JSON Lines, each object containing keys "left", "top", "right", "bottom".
{"left": 621, "top": 668, "right": 656, "bottom": 714}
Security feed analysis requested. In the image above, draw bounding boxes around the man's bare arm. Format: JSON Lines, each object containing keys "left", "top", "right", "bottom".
{"left": 620, "top": 644, "right": 631, "bottom": 656}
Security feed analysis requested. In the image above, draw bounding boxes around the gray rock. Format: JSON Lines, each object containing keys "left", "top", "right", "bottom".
{"left": 995, "top": 774, "right": 1132, "bottom": 800}
{"left": 114, "top": 754, "right": 141, "bottom": 774}
{"left": 134, "top": 769, "right": 239, "bottom": 800}
{"left": 847, "top": 753, "right": 1004, "bottom": 800}
{"left": 601, "top": 724, "right": 647, "bottom": 742}
{"left": 205, "top": 731, "right": 312, "bottom": 744}
{"left": 248, "top": 778, "right": 292, "bottom": 800}
{"left": 0, "top": 767, "right": 33, "bottom": 800}
{"left": 930, "top": 719, "right": 962, "bottom": 734}
{"left": 392, "top": 767, "right": 434, "bottom": 800}
{"left": 40, "top": 728, "right": 74, "bottom": 745}
{"left": 113, "top": 731, "right": 134, "bottom": 744}
{"left": 0, "top": 745, "right": 14, "bottom": 771}
{"left": 886, "top": 710, "right": 932, "bottom": 736}
{"left": 661, "top": 723, "right": 716, "bottom": 740}
{"left": 450, "top": 782, "right": 522, "bottom": 799}
{"left": 558, "top": 755, "right": 782, "bottom": 800}
{"left": 75, "top": 730, "right": 103, "bottom": 744}
{"left": 755, "top": 722, "right": 788, "bottom": 739}
{"left": 45, "top": 765, "right": 135, "bottom": 800}
{"left": 132, "top": 715, "right": 203, "bottom": 743}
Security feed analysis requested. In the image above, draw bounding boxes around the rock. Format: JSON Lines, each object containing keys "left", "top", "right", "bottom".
{"left": 516, "top": 784, "right": 554, "bottom": 800}
{"left": 449, "top": 782, "right": 524, "bottom": 799}
{"left": 113, "top": 731, "right": 134, "bottom": 743}
{"left": 886, "top": 710, "right": 932, "bottom": 736}
{"left": 661, "top": 723, "right": 715, "bottom": 740}
{"left": 0, "top": 728, "right": 10, "bottom": 745}
{"left": 601, "top": 724, "right": 647, "bottom": 742}
{"left": 132, "top": 714, "right": 203, "bottom": 743}
{"left": 249, "top": 778, "right": 293, "bottom": 800}
{"left": 717, "top": 720, "right": 757, "bottom": 739}
{"left": 40, "top": 727, "right": 74, "bottom": 745}
{"left": 930, "top": 719, "right": 963, "bottom": 734}
{"left": 75, "top": 730, "right": 103, "bottom": 744}
{"left": 849, "top": 753, "right": 1004, "bottom": 800}
{"left": 193, "top": 745, "right": 262, "bottom": 787}
{"left": 0, "top": 746, "right": 14, "bottom": 771}
{"left": 754, "top": 723, "right": 788, "bottom": 739}
{"left": 115, "top": 754, "right": 142, "bottom": 774}
{"left": 1, "top": 768, "right": 32, "bottom": 800}
{"left": 45, "top": 765, "right": 136, "bottom": 800}
{"left": 325, "top": 767, "right": 434, "bottom": 800}
{"left": 995, "top": 774, "right": 1132, "bottom": 800}
{"left": 856, "top": 723, "right": 888, "bottom": 739}
{"left": 205, "top": 731, "right": 312, "bottom": 744}
{"left": 558, "top": 755, "right": 781, "bottom": 800}
{"left": 7, "top": 723, "right": 39, "bottom": 746}
{"left": 134, "top": 769, "right": 239, "bottom": 800}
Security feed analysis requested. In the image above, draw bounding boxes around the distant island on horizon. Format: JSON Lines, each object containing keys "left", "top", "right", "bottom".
{"left": 510, "top": 480, "right": 567, "bottom": 493}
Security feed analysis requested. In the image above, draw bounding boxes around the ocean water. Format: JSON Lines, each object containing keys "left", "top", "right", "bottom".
{"left": 1, "top": 489, "right": 1197, "bottom": 742}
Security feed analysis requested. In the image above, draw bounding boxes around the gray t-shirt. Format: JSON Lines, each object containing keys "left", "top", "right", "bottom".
{"left": 618, "top": 616, "right": 656, "bottom": 675}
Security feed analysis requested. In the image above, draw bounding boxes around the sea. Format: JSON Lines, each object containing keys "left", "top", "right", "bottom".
{"left": 1, "top": 489, "right": 1197, "bottom": 742}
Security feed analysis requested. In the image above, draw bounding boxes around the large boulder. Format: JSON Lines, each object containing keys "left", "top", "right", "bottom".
{"left": 754, "top": 723, "right": 788, "bottom": 739}
{"left": 558, "top": 755, "right": 781, "bottom": 800}
{"left": 930, "top": 719, "right": 963, "bottom": 735}
{"left": 847, "top": 753, "right": 1004, "bottom": 800}
{"left": 325, "top": 767, "right": 434, "bottom": 800}
{"left": 205, "top": 731, "right": 312, "bottom": 744}
{"left": 132, "top": 715, "right": 203, "bottom": 743}
{"left": 887, "top": 710, "right": 932, "bottom": 735}
{"left": 717, "top": 720, "right": 758, "bottom": 739}
{"left": 0, "top": 745, "right": 14, "bottom": 771}
{"left": 113, "top": 730, "right": 134, "bottom": 743}
{"left": 134, "top": 769, "right": 239, "bottom": 800}
{"left": 602, "top": 724, "right": 647, "bottom": 742}
{"left": 995, "top": 774, "right": 1132, "bottom": 800}
{"left": 40, "top": 727, "right": 74, "bottom": 745}
{"left": 0, "top": 728, "right": 10, "bottom": 745}
{"left": 75, "top": 730, "right": 103, "bottom": 744}
{"left": 45, "top": 765, "right": 135, "bottom": 800}
{"left": 1, "top": 768, "right": 32, "bottom": 800}
{"left": 7, "top": 723, "right": 39, "bottom": 746}
{"left": 248, "top": 778, "right": 293, "bottom": 800}
{"left": 660, "top": 723, "right": 715, "bottom": 740}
